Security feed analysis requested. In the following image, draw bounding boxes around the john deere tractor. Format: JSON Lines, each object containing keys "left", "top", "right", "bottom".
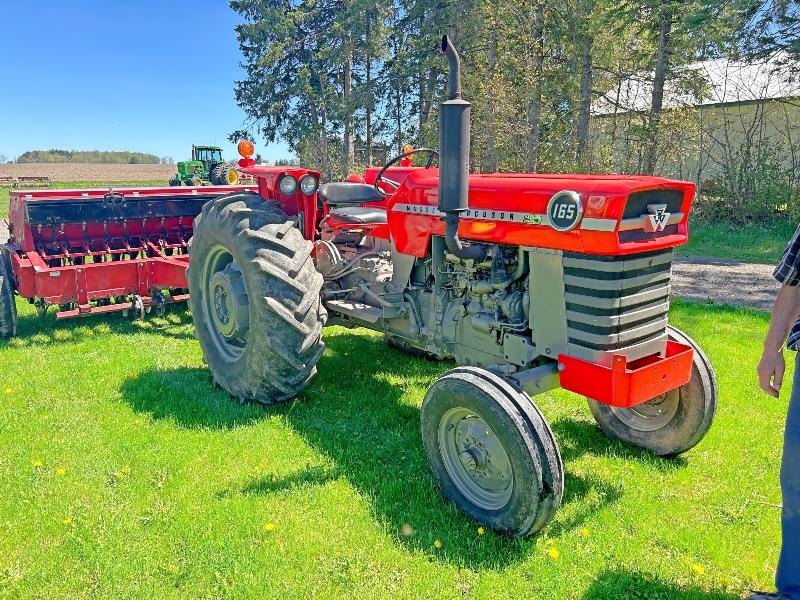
{"left": 169, "top": 145, "right": 239, "bottom": 187}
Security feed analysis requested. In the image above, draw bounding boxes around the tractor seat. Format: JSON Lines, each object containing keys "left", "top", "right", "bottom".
{"left": 327, "top": 206, "right": 387, "bottom": 226}
{"left": 319, "top": 182, "right": 384, "bottom": 205}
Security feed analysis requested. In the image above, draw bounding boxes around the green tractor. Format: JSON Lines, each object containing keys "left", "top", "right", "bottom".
{"left": 169, "top": 145, "right": 240, "bottom": 187}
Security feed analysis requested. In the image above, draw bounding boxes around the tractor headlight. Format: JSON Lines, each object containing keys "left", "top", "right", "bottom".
{"left": 299, "top": 175, "right": 318, "bottom": 195}
{"left": 278, "top": 175, "right": 298, "bottom": 195}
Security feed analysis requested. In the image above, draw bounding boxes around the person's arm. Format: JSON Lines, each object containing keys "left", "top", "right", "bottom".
{"left": 758, "top": 284, "right": 800, "bottom": 397}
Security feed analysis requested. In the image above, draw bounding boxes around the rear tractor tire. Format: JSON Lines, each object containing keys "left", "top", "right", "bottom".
{"left": 187, "top": 192, "right": 326, "bottom": 404}
{"left": 420, "top": 367, "right": 563, "bottom": 537}
{"left": 587, "top": 326, "right": 717, "bottom": 457}
{"left": 168, "top": 176, "right": 180, "bottom": 187}
{"left": 211, "top": 165, "right": 238, "bottom": 186}
{"left": 225, "top": 167, "right": 239, "bottom": 185}
{"left": 0, "top": 250, "right": 17, "bottom": 339}
{"left": 211, "top": 164, "right": 226, "bottom": 186}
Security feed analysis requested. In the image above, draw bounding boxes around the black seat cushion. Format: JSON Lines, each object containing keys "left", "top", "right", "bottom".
{"left": 328, "top": 206, "right": 387, "bottom": 225}
{"left": 319, "top": 182, "right": 384, "bottom": 205}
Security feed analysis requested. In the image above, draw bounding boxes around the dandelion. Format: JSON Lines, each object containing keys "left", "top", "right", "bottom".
{"left": 477, "top": 527, "right": 485, "bottom": 536}
{"left": 547, "top": 547, "right": 560, "bottom": 560}
{"left": 719, "top": 577, "right": 731, "bottom": 589}
{"left": 579, "top": 527, "right": 590, "bottom": 538}
{"left": 121, "top": 465, "right": 131, "bottom": 475}
{"left": 401, "top": 523, "right": 414, "bottom": 537}
{"left": 691, "top": 564, "right": 705, "bottom": 576}
{"left": 32, "top": 459, "right": 43, "bottom": 469}
{"left": 55, "top": 467, "right": 66, "bottom": 476}
{"left": 263, "top": 522, "right": 276, "bottom": 532}
{"left": 62, "top": 517, "right": 73, "bottom": 526}
{"left": 433, "top": 539, "right": 442, "bottom": 549}
{"left": 3, "top": 387, "right": 12, "bottom": 394}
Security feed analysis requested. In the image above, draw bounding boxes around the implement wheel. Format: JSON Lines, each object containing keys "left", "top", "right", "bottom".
{"left": 588, "top": 326, "right": 717, "bottom": 457}
{"left": 421, "top": 367, "right": 563, "bottom": 537}
{"left": 0, "top": 249, "right": 17, "bottom": 339}
{"left": 187, "top": 192, "right": 326, "bottom": 404}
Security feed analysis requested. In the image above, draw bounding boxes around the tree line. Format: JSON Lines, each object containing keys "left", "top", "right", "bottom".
{"left": 17, "top": 150, "right": 161, "bottom": 164}
{"left": 230, "top": 0, "right": 799, "bottom": 222}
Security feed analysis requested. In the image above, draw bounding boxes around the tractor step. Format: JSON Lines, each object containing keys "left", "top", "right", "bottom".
{"left": 326, "top": 299, "right": 383, "bottom": 323}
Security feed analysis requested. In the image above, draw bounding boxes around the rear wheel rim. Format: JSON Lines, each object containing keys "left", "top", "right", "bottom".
{"left": 438, "top": 406, "right": 514, "bottom": 511}
{"left": 202, "top": 245, "right": 249, "bottom": 362}
{"left": 609, "top": 389, "right": 680, "bottom": 432}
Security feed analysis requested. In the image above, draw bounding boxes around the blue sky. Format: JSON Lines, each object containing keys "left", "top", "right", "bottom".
{"left": 0, "top": 0, "right": 291, "bottom": 163}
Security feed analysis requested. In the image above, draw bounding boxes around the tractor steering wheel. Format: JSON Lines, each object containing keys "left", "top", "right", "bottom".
{"left": 373, "top": 147, "right": 438, "bottom": 195}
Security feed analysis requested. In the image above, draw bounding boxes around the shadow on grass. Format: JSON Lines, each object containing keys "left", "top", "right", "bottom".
{"left": 240, "top": 465, "right": 342, "bottom": 496}
{"left": 1, "top": 301, "right": 195, "bottom": 349}
{"left": 581, "top": 569, "right": 741, "bottom": 600}
{"left": 551, "top": 418, "right": 689, "bottom": 471}
{"left": 119, "top": 328, "right": 696, "bottom": 568}
{"left": 120, "top": 366, "right": 266, "bottom": 429}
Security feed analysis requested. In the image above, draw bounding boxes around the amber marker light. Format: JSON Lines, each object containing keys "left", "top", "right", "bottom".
{"left": 238, "top": 140, "right": 255, "bottom": 158}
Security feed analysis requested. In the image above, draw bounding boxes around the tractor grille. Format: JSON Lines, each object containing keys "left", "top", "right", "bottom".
{"left": 562, "top": 249, "right": 672, "bottom": 361}
{"left": 619, "top": 224, "right": 679, "bottom": 244}
{"left": 622, "top": 189, "right": 684, "bottom": 219}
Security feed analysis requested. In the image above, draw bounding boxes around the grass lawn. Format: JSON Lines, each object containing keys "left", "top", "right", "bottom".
{"left": 680, "top": 219, "right": 797, "bottom": 264}
{"left": 0, "top": 297, "right": 786, "bottom": 599}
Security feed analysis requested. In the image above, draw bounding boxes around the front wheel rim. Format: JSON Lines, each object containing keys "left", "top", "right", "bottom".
{"left": 609, "top": 389, "right": 680, "bottom": 432}
{"left": 438, "top": 407, "right": 514, "bottom": 511}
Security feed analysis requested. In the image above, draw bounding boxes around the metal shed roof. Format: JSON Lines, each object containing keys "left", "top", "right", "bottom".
{"left": 592, "top": 52, "right": 800, "bottom": 116}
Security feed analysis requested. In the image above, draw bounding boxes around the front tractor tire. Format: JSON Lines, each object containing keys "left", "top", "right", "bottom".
{"left": 0, "top": 249, "right": 17, "bottom": 339}
{"left": 588, "top": 326, "right": 718, "bottom": 457}
{"left": 187, "top": 192, "right": 326, "bottom": 404}
{"left": 421, "top": 367, "right": 564, "bottom": 537}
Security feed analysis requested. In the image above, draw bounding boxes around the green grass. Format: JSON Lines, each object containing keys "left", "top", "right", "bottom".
{"left": 0, "top": 180, "right": 166, "bottom": 216}
{"left": 0, "top": 298, "right": 786, "bottom": 598}
{"left": 680, "top": 219, "right": 796, "bottom": 263}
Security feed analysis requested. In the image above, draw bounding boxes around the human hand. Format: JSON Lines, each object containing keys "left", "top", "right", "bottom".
{"left": 757, "top": 347, "right": 786, "bottom": 398}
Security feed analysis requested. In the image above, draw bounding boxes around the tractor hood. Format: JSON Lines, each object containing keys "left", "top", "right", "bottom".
{"left": 387, "top": 169, "right": 695, "bottom": 257}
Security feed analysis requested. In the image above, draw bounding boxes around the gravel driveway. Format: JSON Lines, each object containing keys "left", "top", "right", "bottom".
{"left": 672, "top": 254, "right": 778, "bottom": 311}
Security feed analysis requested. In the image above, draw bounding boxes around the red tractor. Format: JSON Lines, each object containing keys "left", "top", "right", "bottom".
{"left": 0, "top": 37, "right": 715, "bottom": 536}
{"left": 183, "top": 37, "right": 717, "bottom": 536}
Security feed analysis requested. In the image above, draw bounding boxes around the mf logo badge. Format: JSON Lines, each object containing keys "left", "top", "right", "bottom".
{"left": 547, "top": 190, "right": 583, "bottom": 232}
{"left": 523, "top": 214, "right": 543, "bottom": 225}
{"left": 643, "top": 204, "right": 670, "bottom": 232}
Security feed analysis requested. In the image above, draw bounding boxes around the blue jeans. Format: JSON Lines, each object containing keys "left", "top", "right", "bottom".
{"left": 778, "top": 353, "right": 800, "bottom": 598}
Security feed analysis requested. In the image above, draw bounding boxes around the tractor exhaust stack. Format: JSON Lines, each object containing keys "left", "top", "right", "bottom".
{"left": 438, "top": 35, "right": 485, "bottom": 261}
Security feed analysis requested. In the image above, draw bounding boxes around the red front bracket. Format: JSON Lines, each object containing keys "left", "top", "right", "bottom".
{"left": 558, "top": 341, "right": 694, "bottom": 408}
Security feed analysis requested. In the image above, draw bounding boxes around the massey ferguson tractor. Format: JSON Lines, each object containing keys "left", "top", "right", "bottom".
{"left": 0, "top": 37, "right": 716, "bottom": 537}
{"left": 184, "top": 37, "right": 717, "bottom": 536}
